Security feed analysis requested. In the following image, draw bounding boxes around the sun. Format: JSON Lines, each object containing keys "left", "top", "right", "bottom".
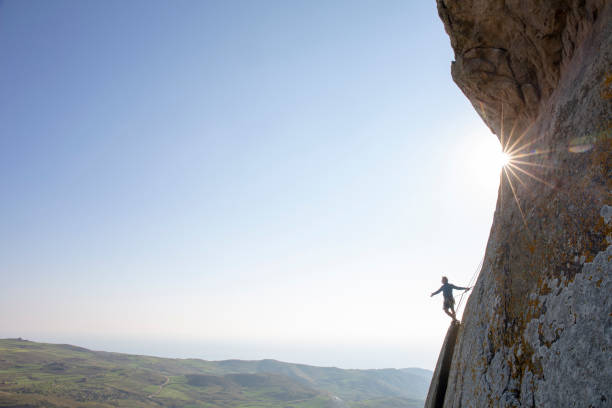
{"left": 474, "top": 132, "right": 512, "bottom": 173}
{"left": 499, "top": 151, "right": 511, "bottom": 167}
{"left": 464, "top": 132, "right": 515, "bottom": 191}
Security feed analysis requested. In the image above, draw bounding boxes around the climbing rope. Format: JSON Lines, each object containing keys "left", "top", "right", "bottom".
{"left": 456, "top": 255, "right": 484, "bottom": 314}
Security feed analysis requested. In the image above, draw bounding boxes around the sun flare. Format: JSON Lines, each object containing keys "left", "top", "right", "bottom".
{"left": 499, "top": 151, "right": 511, "bottom": 167}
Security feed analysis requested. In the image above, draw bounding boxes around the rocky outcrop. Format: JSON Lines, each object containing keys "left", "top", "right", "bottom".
{"left": 438, "top": 0, "right": 608, "bottom": 137}
{"left": 430, "top": 1, "right": 611, "bottom": 407}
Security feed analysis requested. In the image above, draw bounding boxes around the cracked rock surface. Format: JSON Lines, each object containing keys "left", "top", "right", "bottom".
{"left": 431, "top": 1, "right": 612, "bottom": 407}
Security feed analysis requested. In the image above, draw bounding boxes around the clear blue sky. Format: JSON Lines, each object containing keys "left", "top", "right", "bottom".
{"left": 0, "top": 0, "right": 504, "bottom": 369}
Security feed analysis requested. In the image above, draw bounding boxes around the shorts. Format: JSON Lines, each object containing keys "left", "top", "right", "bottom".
{"left": 443, "top": 297, "right": 455, "bottom": 310}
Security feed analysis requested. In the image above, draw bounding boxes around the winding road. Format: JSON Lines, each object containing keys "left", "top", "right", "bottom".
{"left": 147, "top": 375, "right": 170, "bottom": 399}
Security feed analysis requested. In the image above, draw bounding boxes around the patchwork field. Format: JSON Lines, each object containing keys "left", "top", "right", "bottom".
{"left": 0, "top": 339, "right": 430, "bottom": 408}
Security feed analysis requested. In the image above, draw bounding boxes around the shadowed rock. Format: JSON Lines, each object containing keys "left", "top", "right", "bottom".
{"left": 424, "top": 322, "right": 460, "bottom": 408}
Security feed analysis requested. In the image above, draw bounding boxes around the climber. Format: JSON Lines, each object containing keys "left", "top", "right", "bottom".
{"left": 430, "top": 276, "right": 471, "bottom": 322}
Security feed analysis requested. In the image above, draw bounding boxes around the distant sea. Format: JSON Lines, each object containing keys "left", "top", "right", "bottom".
{"left": 7, "top": 334, "right": 437, "bottom": 370}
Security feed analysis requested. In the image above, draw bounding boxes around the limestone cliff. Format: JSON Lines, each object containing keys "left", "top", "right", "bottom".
{"left": 429, "top": 1, "right": 611, "bottom": 407}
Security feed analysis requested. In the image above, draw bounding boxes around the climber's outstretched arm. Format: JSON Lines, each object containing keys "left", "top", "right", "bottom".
{"left": 431, "top": 286, "right": 443, "bottom": 297}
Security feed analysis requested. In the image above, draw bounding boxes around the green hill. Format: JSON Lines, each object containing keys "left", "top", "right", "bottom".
{"left": 0, "top": 338, "right": 430, "bottom": 408}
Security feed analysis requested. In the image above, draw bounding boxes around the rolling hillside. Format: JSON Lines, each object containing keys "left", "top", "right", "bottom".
{"left": 0, "top": 339, "right": 430, "bottom": 408}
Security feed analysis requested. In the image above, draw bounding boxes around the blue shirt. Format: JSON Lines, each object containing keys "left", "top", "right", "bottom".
{"left": 432, "top": 283, "right": 468, "bottom": 299}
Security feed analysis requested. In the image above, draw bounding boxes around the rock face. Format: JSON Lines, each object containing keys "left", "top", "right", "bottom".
{"left": 431, "top": 1, "right": 612, "bottom": 407}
